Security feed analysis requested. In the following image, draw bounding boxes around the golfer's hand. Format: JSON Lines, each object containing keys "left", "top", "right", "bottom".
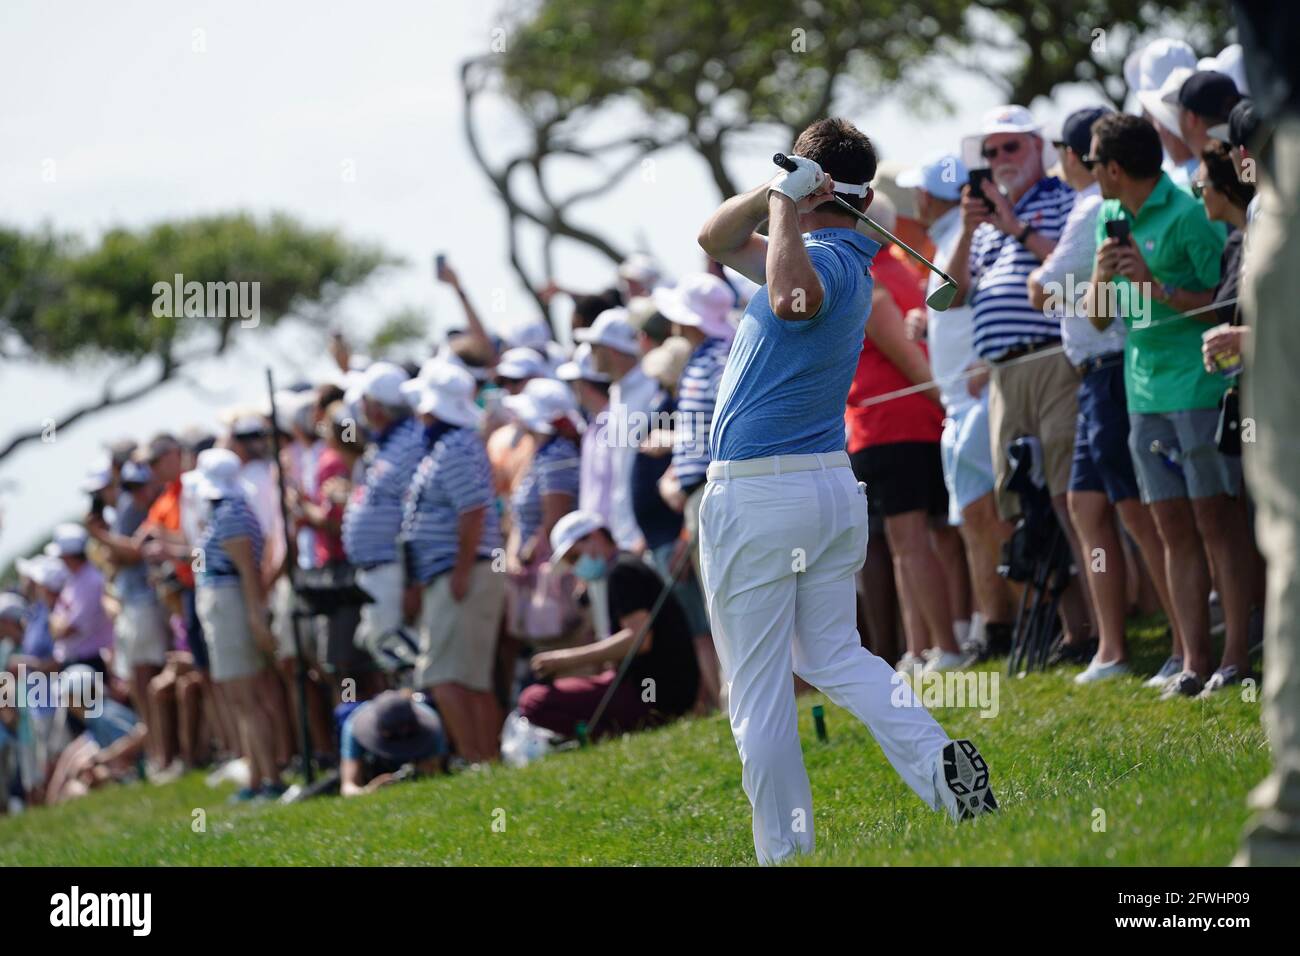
{"left": 531, "top": 649, "right": 570, "bottom": 680}
{"left": 1202, "top": 323, "right": 1246, "bottom": 372}
{"left": 768, "top": 155, "right": 826, "bottom": 205}
{"left": 904, "top": 307, "right": 928, "bottom": 342}
{"left": 959, "top": 185, "right": 995, "bottom": 234}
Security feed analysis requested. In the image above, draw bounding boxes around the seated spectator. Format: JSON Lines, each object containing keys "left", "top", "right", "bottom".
{"left": 339, "top": 689, "right": 447, "bottom": 797}
{"left": 45, "top": 665, "right": 146, "bottom": 804}
{"left": 520, "top": 511, "right": 700, "bottom": 739}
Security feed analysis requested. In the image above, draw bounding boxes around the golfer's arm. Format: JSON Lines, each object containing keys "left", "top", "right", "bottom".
{"left": 766, "top": 195, "right": 823, "bottom": 321}
{"left": 697, "top": 184, "right": 770, "bottom": 285}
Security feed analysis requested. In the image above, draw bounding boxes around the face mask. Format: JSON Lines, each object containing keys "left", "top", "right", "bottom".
{"left": 573, "top": 554, "right": 608, "bottom": 582}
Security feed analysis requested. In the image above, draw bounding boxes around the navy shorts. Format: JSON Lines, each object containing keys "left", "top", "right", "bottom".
{"left": 1068, "top": 354, "right": 1140, "bottom": 503}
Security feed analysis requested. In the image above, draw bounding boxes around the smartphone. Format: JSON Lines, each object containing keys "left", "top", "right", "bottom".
{"left": 1104, "top": 219, "right": 1131, "bottom": 246}
{"left": 968, "top": 169, "right": 995, "bottom": 212}
{"left": 434, "top": 253, "right": 447, "bottom": 275}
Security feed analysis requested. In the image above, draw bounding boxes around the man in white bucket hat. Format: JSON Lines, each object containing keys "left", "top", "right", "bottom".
{"left": 398, "top": 363, "right": 505, "bottom": 763}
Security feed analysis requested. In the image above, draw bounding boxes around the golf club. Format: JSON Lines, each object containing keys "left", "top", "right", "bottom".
{"left": 773, "top": 153, "right": 960, "bottom": 311}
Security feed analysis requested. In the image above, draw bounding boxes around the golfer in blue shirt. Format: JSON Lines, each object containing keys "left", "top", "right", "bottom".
{"left": 697, "top": 118, "right": 998, "bottom": 865}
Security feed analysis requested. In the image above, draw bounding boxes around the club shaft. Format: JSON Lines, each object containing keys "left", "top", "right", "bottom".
{"left": 830, "top": 195, "right": 956, "bottom": 287}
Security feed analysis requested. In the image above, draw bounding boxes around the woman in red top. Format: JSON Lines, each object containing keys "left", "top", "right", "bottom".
{"left": 847, "top": 202, "right": 969, "bottom": 673}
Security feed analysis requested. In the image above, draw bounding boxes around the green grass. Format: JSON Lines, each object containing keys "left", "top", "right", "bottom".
{"left": 0, "top": 621, "right": 1268, "bottom": 866}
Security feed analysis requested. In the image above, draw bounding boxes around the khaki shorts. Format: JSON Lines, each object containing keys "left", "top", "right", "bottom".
{"left": 414, "top": 561, "right": 505, "bottom": 692}
{"left": 987, "top": 349, "right": 1080, "bottom": 520}
{"left": 196, "top": 585, "right": 266, "bottom": 682}
{"left": 115, "top": 599, "right": 170, "bottom": 669}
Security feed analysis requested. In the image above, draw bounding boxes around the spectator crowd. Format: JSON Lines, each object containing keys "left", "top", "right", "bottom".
{"left": 0, "top": 38, "right": 1274, "bottom": 813}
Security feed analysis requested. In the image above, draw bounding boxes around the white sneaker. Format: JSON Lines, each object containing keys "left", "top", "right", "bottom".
{"left": 934, "top": 739, "right": 999, "bottom": 821}
{"left": 1145, "top": 656, "right": 1183, "bottom": 688}
{"left": 148, "top": 758, "right": 186, "bottom": 786}
{"left": 925, "top": 649, "right": 973, "bottom": 673}
{"left": 1073, "top": 657, "right": 1130, "bottom": 684}
{"left": 895, "top": 652, "right": 925, "bottom": 674}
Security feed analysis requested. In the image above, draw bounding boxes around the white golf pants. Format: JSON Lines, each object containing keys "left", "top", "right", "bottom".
{"left": 697, "top": 451, "right": 952, "bottom": 864}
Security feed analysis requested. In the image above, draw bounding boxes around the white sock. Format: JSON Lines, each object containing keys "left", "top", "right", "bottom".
{"left": 953, "top": 618, "right": 971, "bottom": 647}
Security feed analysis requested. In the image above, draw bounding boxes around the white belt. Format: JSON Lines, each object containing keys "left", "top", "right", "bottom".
{"left": 707, "top": 450, "right": 850, "bottom": 481}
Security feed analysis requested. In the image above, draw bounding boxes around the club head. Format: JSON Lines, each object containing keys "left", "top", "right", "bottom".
{"left": 926, "top": 281, "right": 959, "bottom": 312}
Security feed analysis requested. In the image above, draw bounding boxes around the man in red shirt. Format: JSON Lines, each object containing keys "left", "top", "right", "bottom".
{"left": 846, "top": 196, "right": 971, "bottom": 673}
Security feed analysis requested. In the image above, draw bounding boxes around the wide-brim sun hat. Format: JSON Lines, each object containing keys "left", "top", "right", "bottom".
{"left": 1138, "top": 66, "right": 1195, "bottom": 140}
{"left": 193, "top": 447, "right": 245, "bottom": 500}
{"left": 349, "top": 690, "right": 443, "bottom": 763}
{"left": 653, "top": 274, "right": 736, "bottom": 341}
{"left": 500, "top": 378, "right": 583, "bottom": 435}
{"left": 399, "top": 370, "right": 483, "bottom": 430}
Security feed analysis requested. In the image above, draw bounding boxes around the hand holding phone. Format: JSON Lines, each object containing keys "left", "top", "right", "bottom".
{"left": 968, "top": 169, "right": 996, "bottom": 212}
{"left": 1104, "top": 218, "right": 1131, "bottom": 246}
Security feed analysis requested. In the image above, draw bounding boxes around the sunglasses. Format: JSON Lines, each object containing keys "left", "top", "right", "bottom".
{"left": 1079, "top": 154, "right": 1103, "bottom": 171}
{"left": 1191, "top": 180, "right": 1208, "bottom": 199}
{"left": 980, "top": 140, "right": 1022, "bottom": 160}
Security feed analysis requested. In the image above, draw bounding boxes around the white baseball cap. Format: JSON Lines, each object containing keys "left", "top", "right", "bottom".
{"left": 573, "top": 308, "right": 640, "bottom": 356}
{"left": 494, "top": 347, "right": 548, "bottom": 381}
{"left": 895, "top": 151, "right": 969, "bottom": 202}
{"left": 1139, "top": 66, "right": 1195, "bottom": 141}
{"left": 556, "top": 342, "right": 611, "bottom": 384}
{"left": 400, "top": 361, "right": 483, "bottom": 429}
{"left": 48, "top": 523, "right": 89, "bottom": 558}
{"left": 961, "top": 105, "right": 1057, "bottom": 171}
{"left": 501, "top": 378, "right": 583, "bottom": 435}
{"left": 359, "top": 361, "right": 411, "bottom": 407}
{"left": 505, "top": 321, "right": 552, "bottom": 353}
{"left": 1124, "top": 38, "right": 1197, "bottom": 95}
{"left": 16, "top": 555, "right": 68, "bottom": 592}
{"left": 617, "top": 253, "right": 663, "bottom": 288}
{"left": 194, "top": 447, "right": 245, "bottom": 500}
{"left": 549, "top": 510, "right": 608, "bottom": 564}
{"left": 653, "top": 274, "right": 736, "bottom": 341}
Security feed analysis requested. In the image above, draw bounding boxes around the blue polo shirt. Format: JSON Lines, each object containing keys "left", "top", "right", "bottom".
{"left": 711, "top": 227, "right": 880, "bottom": 462}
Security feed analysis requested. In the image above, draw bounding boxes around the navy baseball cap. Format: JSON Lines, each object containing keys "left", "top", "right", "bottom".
{"left": 1058, "top": 106, "right": 1113, "bottom": 157}
{"left": 1209, "top": 98, "right": 1261, "bottom": 149}
{"left": 1178, "top": 70, "right": 1241, "bottom": 119}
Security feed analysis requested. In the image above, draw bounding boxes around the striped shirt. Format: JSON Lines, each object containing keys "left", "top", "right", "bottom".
{"left": 400, "top": 426, "right": 502, "bottom": 585}
{"left": 511, "top": 436, "right": 580, "bottom": 548}
{"left": 342, "top": 416, "right": 426, "bottom": 568}
{"left": 968, "top": 176, "right": 1074, "bottom": 359}
{"left": 196, "top": 496, "right": 264, "bottom": 588}
{"left": 673, "top": 336, "right": 731, "bottom": 490}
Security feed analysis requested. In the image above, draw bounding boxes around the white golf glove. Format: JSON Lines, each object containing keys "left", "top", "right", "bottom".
{"left": 768, "top": 155, "right": 825, "bottom": 204}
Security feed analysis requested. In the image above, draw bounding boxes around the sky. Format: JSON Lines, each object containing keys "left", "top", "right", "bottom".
{"left": 0, "top": 0, "right": 1124, "bottom": 568}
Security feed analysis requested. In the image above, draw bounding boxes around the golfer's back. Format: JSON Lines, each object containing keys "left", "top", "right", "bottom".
{"left": 710, "top": 227, "right": 880, "bottom": 463}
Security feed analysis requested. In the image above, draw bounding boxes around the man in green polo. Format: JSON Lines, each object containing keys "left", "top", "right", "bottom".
{"left": 1084, "top": 111, "right": 1256, "bottom": 700}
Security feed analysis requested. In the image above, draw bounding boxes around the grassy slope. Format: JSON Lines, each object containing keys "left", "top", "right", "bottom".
{"left": 0, "top": 622, "right": 1268, "bottom": 866}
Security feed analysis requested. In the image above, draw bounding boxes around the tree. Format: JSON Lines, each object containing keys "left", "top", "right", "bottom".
{"left": 0, "top": 214, "right": 395, "bottom": 462}
{"left": 465, "top": 0, "right": 1232, "bottom": 323}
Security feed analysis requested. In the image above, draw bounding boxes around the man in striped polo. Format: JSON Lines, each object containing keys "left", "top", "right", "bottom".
{"left": 942, "top": 105, "right": 1093, "bottom": 660}
{"left": 342, "top": 362, "right": 427, "bottom": 673}
{"left": 654, "top": 273, "right": 735, "bottom": 576}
